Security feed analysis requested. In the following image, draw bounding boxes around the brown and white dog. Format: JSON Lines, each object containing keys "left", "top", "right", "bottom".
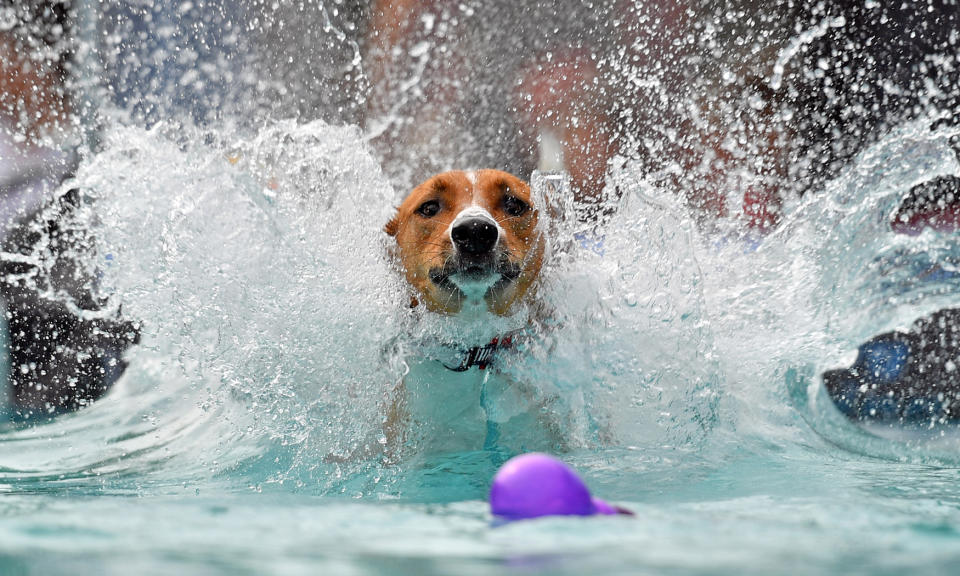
{"left": 383, "top": 169, "right": 565, "bottom": 459}
{"left": 385, "top": 169, "right": 545, "bottom": 316}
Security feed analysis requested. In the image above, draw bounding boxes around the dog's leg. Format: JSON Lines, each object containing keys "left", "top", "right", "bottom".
{"left": 481, "top": 372, "right": 571, "bottom": 453}
{"left": 381, "top": 381, "right": 410, "bottom": 463}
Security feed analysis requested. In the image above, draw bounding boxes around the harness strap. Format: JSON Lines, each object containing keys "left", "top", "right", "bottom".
{"left": 442, "top": 330, "right": 523, "bottom": 372}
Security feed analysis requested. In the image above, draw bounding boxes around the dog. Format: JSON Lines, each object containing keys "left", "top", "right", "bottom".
{"left": 382, "top": 169, "right": 568, "bottom": 460}
{"left": 384, "top": 169, "right": 545, "bottom": 316}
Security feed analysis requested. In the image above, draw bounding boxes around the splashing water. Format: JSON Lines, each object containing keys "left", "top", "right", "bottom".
{"left": 1, "top": 114, "right": 959, "bottom": 573}
{"left": 0, "top": 116, "right": 720, "bottom": 494}
{"left": 3, "top": 2, "right": 960, "bottom": 573}
{"left": 0, "top": 120, "right": 401, "bottom": 492}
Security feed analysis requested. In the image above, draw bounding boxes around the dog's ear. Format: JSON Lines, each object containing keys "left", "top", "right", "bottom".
{"left": 384, "top": 213, "right": 399, "bottom": 236}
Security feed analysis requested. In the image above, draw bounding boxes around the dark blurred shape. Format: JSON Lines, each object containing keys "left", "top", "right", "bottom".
{"left": 0, "top": 0, "right": 139, "bottom": 419}
{"left": 824, "top": 172, "right": 960, "bottom": 425}
{"left": 784, "top": 1, "right": 960, "bottom": 195}
{"left": 824, "top": 309, "right": 960, "bottom": 424}
{"left": 2, "top": 189, "right": 140, "bottom": 416}
{"left": 891, "top": 176, "right": 960, "bottom": 235}
{"left": 807, "top": 3, "right": 960, "bottom": 428}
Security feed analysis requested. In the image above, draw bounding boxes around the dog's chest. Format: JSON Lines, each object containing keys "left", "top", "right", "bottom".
{"left": 402, "top": 357, "right": 546, "bottom": 454}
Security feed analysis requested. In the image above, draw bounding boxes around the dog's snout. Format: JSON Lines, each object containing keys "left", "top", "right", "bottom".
{"left": 451, "top": 218, "right": 498, "bottom": 255}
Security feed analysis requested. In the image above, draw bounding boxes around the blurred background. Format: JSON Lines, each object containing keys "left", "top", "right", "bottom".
{"left": 3, "top": 0, "right": 957, "bottom": 234}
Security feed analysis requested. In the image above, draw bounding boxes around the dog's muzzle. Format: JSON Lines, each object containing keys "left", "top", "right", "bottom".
{"left": 451, "top": 217, "right": 499, "bottom": 257}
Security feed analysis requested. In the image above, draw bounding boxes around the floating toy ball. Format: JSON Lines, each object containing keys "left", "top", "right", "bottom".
{"left": 489, "top": 453, "right": 632, "bottom": 520}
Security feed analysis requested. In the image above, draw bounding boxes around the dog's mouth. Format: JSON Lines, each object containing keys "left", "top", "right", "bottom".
{"left": 429, "top": 257, "right": 521, "bottom": 295}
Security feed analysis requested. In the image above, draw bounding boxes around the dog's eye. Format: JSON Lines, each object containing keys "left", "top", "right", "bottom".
{"left": 502, "top": 195, "right": 529, "bottom": 217}
{"left": 416, "top": 200, "right": 441, "bottom": 217}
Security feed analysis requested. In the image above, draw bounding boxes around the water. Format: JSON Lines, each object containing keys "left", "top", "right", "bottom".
{"left": 3, "top": 2, "right": 960, "bottom": 569}
{"left": 1, "top": 114, "right": 959, "bottom": 574}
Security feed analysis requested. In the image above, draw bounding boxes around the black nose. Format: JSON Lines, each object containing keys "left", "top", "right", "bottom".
{"left": 451, "top": 218, "right": 498, "bottom": 255}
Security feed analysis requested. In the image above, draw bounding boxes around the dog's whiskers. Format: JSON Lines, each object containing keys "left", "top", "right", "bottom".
{"left": 398, "top": 238, "right": 449, "bottom": 248}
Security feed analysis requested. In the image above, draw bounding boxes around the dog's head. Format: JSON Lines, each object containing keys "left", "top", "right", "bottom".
{"left": 385, "top": 170, "right": 545, "bottom": 316}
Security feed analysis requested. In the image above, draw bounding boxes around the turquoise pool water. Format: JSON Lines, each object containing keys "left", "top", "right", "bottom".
{"left": 2, "top": 119, "right": 960, "bottom": 574}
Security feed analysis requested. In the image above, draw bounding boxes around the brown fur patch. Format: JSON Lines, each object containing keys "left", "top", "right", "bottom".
{"left": 385, "top": 170, "right": 545, "bottom": 315}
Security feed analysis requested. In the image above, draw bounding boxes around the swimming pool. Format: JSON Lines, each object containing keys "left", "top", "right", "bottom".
{"left": 1, "top": 116, "right": 959, "bottom": 574}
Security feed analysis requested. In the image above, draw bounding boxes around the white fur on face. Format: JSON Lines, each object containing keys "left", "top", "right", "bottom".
{"left": 465, "top": 170, "right": 479, "bottom": 190}
{"left": 448, "top": 205, "right": 503, "bottom": 243}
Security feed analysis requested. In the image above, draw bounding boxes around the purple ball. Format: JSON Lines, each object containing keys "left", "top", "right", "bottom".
{"left": 489, "top": 453, "right": 617, "bottom": 519}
